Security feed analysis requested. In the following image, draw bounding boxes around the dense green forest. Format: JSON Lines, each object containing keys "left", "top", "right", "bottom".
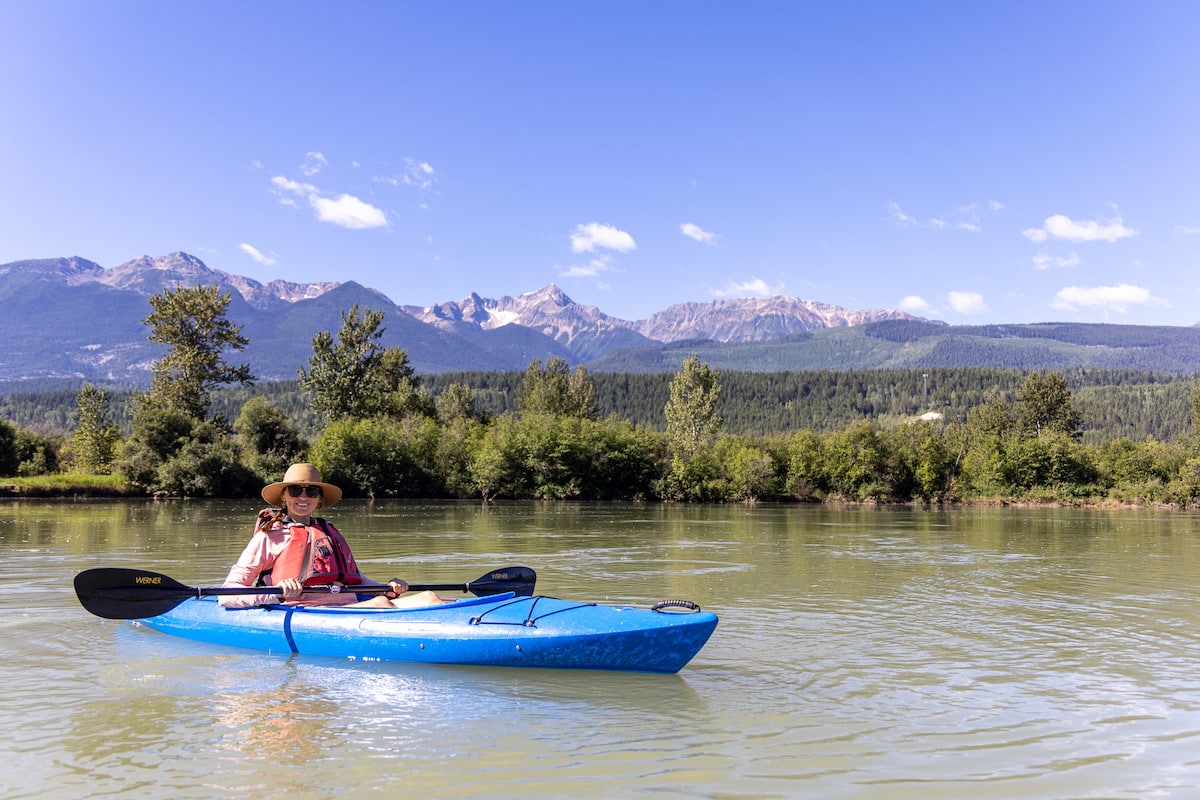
{"left": 3, "top": 367, "right": 1193, "bottom": 446}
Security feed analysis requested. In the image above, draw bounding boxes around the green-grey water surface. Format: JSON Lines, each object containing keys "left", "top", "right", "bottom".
{"left": 3, "top": 500, "right": 1199, "bottom": 798}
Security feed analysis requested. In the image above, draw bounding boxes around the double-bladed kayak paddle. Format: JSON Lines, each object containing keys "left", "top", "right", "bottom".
{"left": 73, "top": 565, "right": 537, "bottom": 620}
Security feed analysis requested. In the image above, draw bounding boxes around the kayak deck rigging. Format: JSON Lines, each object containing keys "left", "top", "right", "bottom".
{"left": 469, "top": 595, "right": 597, "bottom": 627}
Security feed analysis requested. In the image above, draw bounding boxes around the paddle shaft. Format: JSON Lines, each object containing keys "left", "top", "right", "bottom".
{"left": 196, "top": 581, "right": 479, "bottom": 597}
{"left": 74, "top": 566, "right": 538, "bottom": 620}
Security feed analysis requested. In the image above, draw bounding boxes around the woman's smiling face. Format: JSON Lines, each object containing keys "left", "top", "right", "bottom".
{"left": 281, "top": 485, "right": 322, "bottom": 519}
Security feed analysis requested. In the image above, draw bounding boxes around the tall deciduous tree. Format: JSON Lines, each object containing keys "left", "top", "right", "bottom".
{"left": 516, "top": 357, "right": 596, "bottom": 419}
{"left": 143, "top": 285, "right": 253, "bottom": 419}
{"left": 119, "top": 286, "right": 255, "bottom": 496}
{"left": 299, "top": 305, "right": 423, "bottom": 422}
{"left": 665, "top": 355, "right": 722, "bottom": 457}
{"left": 0, "top": 420, "right": 19, "bottom": 477}
{"left": 1017, "top": 371, "right": 1083, "bottom": 438}
{"left": 377, "top": 346, "right": 427, "bottom": 418}
{"left": 435, "top": 382, "right": 478, "bottom": 423}
{"left": 1189, "top": 380, "right": 1200, "bottom": 450}
{"left": 68, "top": 383, "right": 120, "bottom": 473}
{"left": 233, "top": 396, "right": 307, "bottom": 483}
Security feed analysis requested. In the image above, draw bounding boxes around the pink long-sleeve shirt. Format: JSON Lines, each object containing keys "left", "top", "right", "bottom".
{"left": 219, "top": 519, "right": 381, "bottom": 608}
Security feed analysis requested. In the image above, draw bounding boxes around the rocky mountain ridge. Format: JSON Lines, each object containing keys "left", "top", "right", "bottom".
{"left": 1, "top": 253, "right": 920, "bottom": 378}
{"left": 5, "top": 252, "right": 1199, "bottom": 384}
{"left": 9, "top": 252, "right": 918, "bottom": 342}
{"left": 5, "top": 253, "right": 344, "bottom": 309}
{"left": 402, "top": 283, "right": 922, "bottom": 357}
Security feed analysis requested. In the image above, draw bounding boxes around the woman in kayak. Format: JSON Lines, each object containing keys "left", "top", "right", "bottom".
{"left": 220, "top": 462, "right": 446, "bottom": 609}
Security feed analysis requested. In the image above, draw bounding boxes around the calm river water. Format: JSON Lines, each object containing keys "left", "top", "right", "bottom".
{"left": 3, "top": 499, "right": 1199, "bottom": 799}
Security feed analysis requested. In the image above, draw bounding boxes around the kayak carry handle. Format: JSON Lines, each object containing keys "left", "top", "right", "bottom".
{"left": 651, "top": 599, "right": 702, "bottom": 613}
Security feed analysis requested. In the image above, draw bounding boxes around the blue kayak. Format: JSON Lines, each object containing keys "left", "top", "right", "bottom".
{"left": 137, "top": 593, "right": 718, "bottom": 673}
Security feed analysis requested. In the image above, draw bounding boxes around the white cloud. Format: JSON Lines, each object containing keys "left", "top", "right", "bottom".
{"left": 271, "top": 175, "right": 388, "bottom": 230}
{"left": 1176, "top": 224, "right": 1200, "bottom": 235}
{"left": 559, "top": 255, "right": 614, "bottom": 278}
{"left": 1032, "top": 252, "right": 1081, "bottom": 270}
{"left": 681, "top": 222, "right": 719, "bottom": 245}
{"left": 1050, "top": 283, "right": 1167, "bottom": 313}
{"left": 887, "top": 201, "right": 918, "bottom": 227}
{"left": 712, "top": 277, "right": 774, "bottom": 298}
{"left": 946, "top": 290, "right": 987, "bottom": 315}
{"left": 300, "top": 151, "right": 328, "bottom": 176}
{"left": 1023, "top": 214, "right": 1137, "bottom": 243}
{"left": 310, "top": 193, "right": 388, "bottom": 229}
{"left": 569, "top": 222, "right": 636, "bottom": 253}
{"left": 239, "top": 243, "right": 277, "bottom": 266}
{"left": 403, "top": 158, "right": 436, "bottom": 188}
{"left": 888, "top": 200, "right": 998, "bottom": 232}
{"left": 377, "top": 158, "right": 438, "bottom": 189}
{"left": 271, "top": 176, "right": 316, "bottom": 196}
{"left": 897, "top": 295, "right": 934, "bottom": 314}
{"left": 950, "top": 202, "right": 989, "bottom": 232}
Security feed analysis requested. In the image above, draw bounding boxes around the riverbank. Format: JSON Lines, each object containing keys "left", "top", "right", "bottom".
{"left": 0, "top": 473, "right": 140, "bottom": 498}
{"left": 0, "top": 473, "right": 1189, "bottom": 510}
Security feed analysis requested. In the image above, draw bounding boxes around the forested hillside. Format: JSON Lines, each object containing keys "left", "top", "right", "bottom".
{"left": 3, "top": 367, "right": 1195, "bottom": 446}
{"left": 586, "top": 321, "right": 1200, "bottom": 374}
{"left": 424, "top": 367, "right": 1196, "bottom": 444}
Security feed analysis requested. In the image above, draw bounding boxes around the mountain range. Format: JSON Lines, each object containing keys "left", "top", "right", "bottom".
{"left": 3, "top": 252, "right": 1200, "bottom": 386}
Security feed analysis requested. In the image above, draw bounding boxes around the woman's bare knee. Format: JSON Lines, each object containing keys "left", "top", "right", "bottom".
{"left": 388, "top": 590, "right": 447, "bottom": 608}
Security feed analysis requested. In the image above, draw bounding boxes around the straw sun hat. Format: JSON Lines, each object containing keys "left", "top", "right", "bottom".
{"left": 261, "top": 462, "right": 343, "bottom": 507}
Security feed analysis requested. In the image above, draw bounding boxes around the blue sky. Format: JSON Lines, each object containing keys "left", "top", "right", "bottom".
{"left": 3, "top": 1, "right": 1199, "bottom": 326}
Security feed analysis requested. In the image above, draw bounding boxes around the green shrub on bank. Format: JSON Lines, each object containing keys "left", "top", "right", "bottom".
{"left": 310, "top": 415, "right": 443, "bottom": 499}
{"left": 8, "top": 414, "right": 1200, "bottom": 507}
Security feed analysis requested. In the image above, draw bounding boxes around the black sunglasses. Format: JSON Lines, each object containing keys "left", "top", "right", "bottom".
{"left": 286, "top": 485, "right": 322, "bottom": 498}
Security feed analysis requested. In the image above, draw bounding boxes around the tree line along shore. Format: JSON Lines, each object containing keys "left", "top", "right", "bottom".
{"left": 2, "top": 285, "right": 1200, "bottom": 506}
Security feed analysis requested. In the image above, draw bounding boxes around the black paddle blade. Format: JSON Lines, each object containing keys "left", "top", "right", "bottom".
{"left": 466, "top": 565, "right": 537, "bottom": 597}
{"left": 74, "top": 567, "right": 197, "bottom": 620}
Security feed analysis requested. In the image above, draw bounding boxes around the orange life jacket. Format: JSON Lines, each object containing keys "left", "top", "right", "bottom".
{"left": 258, "top": 511, "right": 365, "bottom": 587}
